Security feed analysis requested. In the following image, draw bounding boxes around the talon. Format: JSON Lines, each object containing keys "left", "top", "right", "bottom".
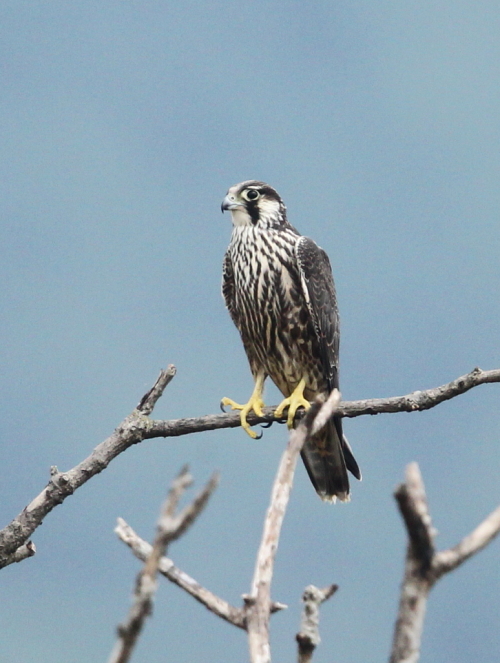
{"left": 254, "top": 429, "right": 263, "bottom": 440}
{"left": 274, "top": 378, "right": 311, "bottom": 428}
{"left": 221, "top": 396, "right": 243, "bottom": 412}
{"left": 241, "top": 418, "right": 259, "bottom": 439}
{"left": 260, "top": 421, "right": 273, "bottom": 429}
{"left": 221, "top": 374, "right": 266, "bottom": 439}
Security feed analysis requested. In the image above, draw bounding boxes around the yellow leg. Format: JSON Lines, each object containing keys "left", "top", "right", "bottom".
{"left": 221, "top": 373, "right": 266, "bottom": 439}
{"left": 274, "top": 378, "right": 310, "bottom": 428}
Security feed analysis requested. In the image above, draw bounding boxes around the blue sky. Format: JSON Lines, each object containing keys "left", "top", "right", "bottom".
{"left": 1, "top": 2, "right": 499, "bottom": 662}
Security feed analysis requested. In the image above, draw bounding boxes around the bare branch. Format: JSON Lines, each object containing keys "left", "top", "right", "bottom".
{"left": 1, "top": 366, "right": 498, "bottom": 569}
{"left": 337, "top": 366, "right": 500, "bottom": 417}
{"left": 0, "top": 366, "right": 177, "bottom": 569}
{"left": 137, "top": 366, "right": 177, "bottom": 415}
{"left": 245, "top": 395, "right": 339, "bottom": 663}
{"left": 140, "top": 466, "right": 192, "bottom": 579}
{"left": 166, "top": 471, "right": 220, "bottom": 544}
{"left": 147, "top": 367, "right": 500, "bottom": 438}
{"left": 390, "top": 464, "right": 500, "bottom": 663}
{"left": 390, "top": 464, "right": 435, "bottom": 663}
{"left": 296, "top": 584, "right": 338, "bottom": 663}
{"left": 110, "top": 467, "right": 217, "bottom": 663}
{"left": 310, "top": 389, "right": 342, "bottom": 436}
{"left": 109, "top": 476, "right": 187, "bottom": 663}
{"left": 433, "top": 504, "right": 500, "bottom": 579}
{"left": 394, "top": 463, "right": 435, "bottom": 573}
{"left": 2, "top": 541, "right": 36, "bottom": 565}
{"left": 115, "top": 518, "right": 246, "bottom": 629}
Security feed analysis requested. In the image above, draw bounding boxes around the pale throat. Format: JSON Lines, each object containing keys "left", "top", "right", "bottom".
{"left": 230, "top": 208, "right": 252, "bottom": 227}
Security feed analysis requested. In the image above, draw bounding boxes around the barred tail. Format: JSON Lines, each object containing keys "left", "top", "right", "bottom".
{"left": 300, "top": 416, "right": 361, "bottom": 502}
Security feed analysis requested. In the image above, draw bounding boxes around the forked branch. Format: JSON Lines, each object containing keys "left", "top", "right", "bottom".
{"left": 114, "top": 392, "right": 341, "bottom": 663}
{"left": 296, "top": 584, "right": 338, "bottom": 663}
{"left": 115, "top": 517, "right": 247, "bottom": 629}
{"left": 390, "top": 463, "right": 500, "bottom": 663}
{"left": 108, "top": 467, "right": 218, "bottom": 663}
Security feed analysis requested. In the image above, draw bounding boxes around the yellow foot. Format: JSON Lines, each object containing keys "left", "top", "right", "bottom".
{"left": 274, "top": 378, "right": 310, "bottom": 428}
{"left": 221, "top": 374, "right": 266, "bottom": 439}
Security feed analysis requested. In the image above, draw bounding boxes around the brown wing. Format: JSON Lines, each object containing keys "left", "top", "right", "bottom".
{"left": 296, "top": 236, "right": 339, "bottom": 391}
{"left": 296, "top": 236, "right": 361, "bottom": 491}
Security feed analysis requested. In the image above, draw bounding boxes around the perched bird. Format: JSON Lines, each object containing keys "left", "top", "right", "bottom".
{"left": 221, "top": 180, "right": 361, "bottom": 502}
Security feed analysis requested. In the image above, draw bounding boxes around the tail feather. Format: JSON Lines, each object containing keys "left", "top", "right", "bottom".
{"left": 300, "top": 415, "right": 360, "bottom": 502}
{"left": 342, "top": 433, "right": 362, "bottom": 481}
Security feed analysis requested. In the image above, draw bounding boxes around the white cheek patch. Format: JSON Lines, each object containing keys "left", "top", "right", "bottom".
{"left": 231, "top": 208, "right": 252, "bottom": 227}
{"left": 259, "top": 198, "right": 280, "bottom": 219}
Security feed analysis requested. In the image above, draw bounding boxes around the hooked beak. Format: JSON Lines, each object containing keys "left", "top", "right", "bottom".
{"left": 221, "top": 194, "right": 244, "bottom": 213}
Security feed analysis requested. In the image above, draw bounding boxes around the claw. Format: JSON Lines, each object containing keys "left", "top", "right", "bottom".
{"left": 221, "top": 374, "right": 266, "bottom": 439}
{"left": 260, "top": 421, "right": 273, "bottom": 429}
{"left": 274, "top": 378, "right": 311, "bottom": 428}
{"left": 221, "top": 396, "right": 241, "bottom": 411}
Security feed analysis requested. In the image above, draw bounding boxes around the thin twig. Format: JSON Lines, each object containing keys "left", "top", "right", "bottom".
{"left": 296, "top": 584, "right": 338, "bottom": 663}
{"left": 108, "top": 467, "right": 190, "bottom": 663}
{"left": 137, "top": 367, "right": 177, "bottom": 416}
{"left": 109, "top": 467, "right": 217, "bottom": 663}
{"left": 245, "top": 392, "right": 341, "bottom": 663}
{"left": 164, "top": 471, "right": 220, "bottom": 544}
{"left": 115, "top": 517, "right": 246, "bottom": 629}
{"left": 432, "top": 504, "right": 500, "bottom": 579}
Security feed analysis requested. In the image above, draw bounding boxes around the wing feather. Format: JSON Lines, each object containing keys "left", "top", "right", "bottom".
{"left": 296, "top": 236, "right": 339, "bottom": 392}
{"left": 296, "top": 236, "right": 361, "bottom": 484}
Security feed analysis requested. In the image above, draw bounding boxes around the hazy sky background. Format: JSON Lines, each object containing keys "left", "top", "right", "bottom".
{"left": 1, "top": 2, "right": 499, "bottom": 662}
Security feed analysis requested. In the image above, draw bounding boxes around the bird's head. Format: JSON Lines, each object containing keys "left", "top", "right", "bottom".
{"left": 221, "top": 180, "right": 287, "bottom": 229}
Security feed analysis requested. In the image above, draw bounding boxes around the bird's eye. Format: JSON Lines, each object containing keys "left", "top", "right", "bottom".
{"left": 244, "top": 189, "right": 260, "bottom": 201}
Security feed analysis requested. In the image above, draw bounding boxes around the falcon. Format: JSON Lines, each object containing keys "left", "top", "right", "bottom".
{"left": 220, "top": 180, "right": 361, "bottom": 502}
